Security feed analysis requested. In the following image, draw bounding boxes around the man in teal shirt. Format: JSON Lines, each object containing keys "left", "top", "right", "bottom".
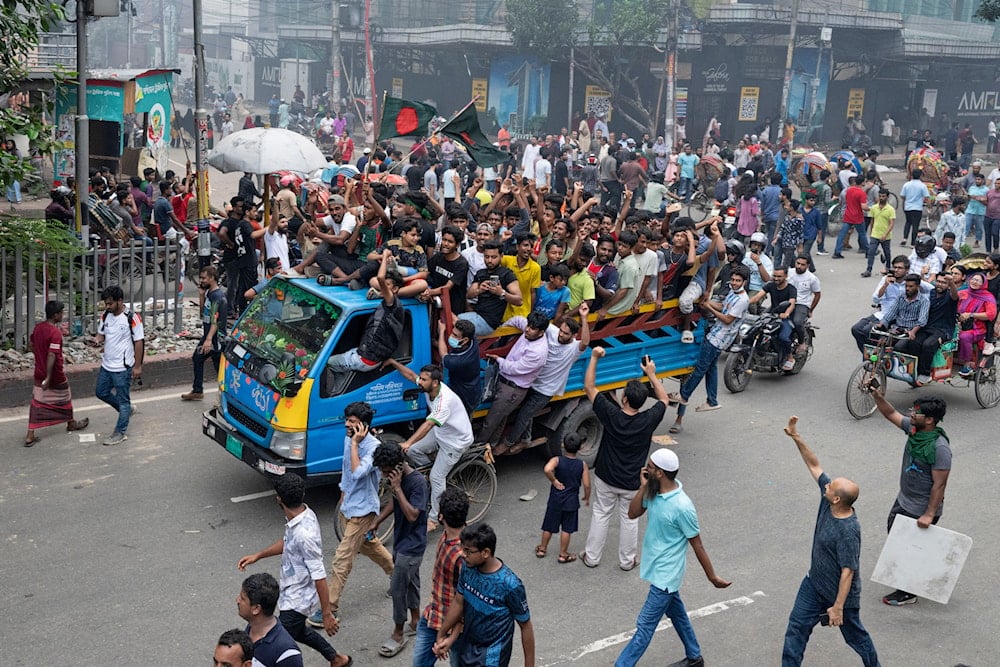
{"left": 615, "top": 448, "right": 731, "bottom": 667}
{"left": 677, "top": 144, "right": 700, "bottom": 204}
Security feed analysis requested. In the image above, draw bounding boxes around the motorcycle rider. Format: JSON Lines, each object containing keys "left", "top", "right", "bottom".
{"left": 908, "top": 234, "right": 944, "bottom": 282}
{"left": 788, "top": 255, "right": 821, "bottom": 355}
{"left": 749, "top": 265, "right": 798, "bottom": 371}
{"left": 714, "top": 239, "right": 747, "bottom": 299}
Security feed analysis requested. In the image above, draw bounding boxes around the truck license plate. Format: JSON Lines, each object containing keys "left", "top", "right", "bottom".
{"left": 225, "top": 434, "right": 243, "bottom": 458}
{"left": 259, "top": 460, "right": 286, "bottom": 475}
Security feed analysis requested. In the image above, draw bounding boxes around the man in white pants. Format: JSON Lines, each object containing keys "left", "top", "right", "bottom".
{"left": 387, "top": 362, "right": 474, "bottom": 532}
{"left": 579, "top": 348, "right": 670, "bottom": 570}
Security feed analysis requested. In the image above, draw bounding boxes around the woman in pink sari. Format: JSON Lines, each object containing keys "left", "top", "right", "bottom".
{"left": 956, "top": 272, "right": 997, "bottom": 376}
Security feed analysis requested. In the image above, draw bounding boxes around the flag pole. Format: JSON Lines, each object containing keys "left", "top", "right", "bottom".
{"left": 436, "top": 95, "right": 480, "bottom": 133}
{"left": 361, "top": 90, "right": 387, "bottom": 191}
{"left": 373, "top": 95, "right": 481, "bottom": 177}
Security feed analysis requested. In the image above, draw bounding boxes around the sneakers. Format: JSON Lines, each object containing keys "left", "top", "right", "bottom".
{"left": 860, "top": 271, "right": 871, "bottom": 277}
{"left": 916, "top": 374, "right": 932, "bottom": 385}
{"left": 667, "top": 657, "right": 705, "bottom": 667}
{"left": 959, "top": 366, "right": 974, "bottom": 378}
{"left": 782, "top": 358, "right": 796, "bottom": 371}
{"left": 103, "top": 431, "right": 127, "bottom": 446}
{"left": 307, "top": 607, "right": 339, "bottom": 628}
{"left": 579, "top": 551, "right": 599, "bottom": 568}
{"left": 348, "top": 278, "right": 363, "bottom": 290}
{"left": 816, "top": 249, "right": 830, "bottom": 255}
{"left": 882, "top": 589, "right": 917, "bottom": 606}
{"left": 900, "top": 240, "right": 907, "bottom": 246}
{"left": 181, "top": 391, "right": 204, "bottom": 401}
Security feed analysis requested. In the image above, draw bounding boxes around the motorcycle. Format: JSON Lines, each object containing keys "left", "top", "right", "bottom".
{"left": 723, "top": 303, "right": 817, "bottom": 392}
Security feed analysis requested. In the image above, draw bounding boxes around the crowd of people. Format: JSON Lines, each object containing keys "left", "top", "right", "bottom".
{"left": 24, "top": 100, "right": 996, "bottom": 666}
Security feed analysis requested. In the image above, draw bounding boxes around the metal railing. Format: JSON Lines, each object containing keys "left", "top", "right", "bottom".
{"left": 1, "top": 237, "right": 185, "bottom": 351}
{"left": 27, "top": 32, "right": 76, "bottom": 71}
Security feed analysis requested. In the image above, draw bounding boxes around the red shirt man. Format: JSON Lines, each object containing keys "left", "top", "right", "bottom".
{"left": 843, "top": 180, "right": 868, "bottom": 224}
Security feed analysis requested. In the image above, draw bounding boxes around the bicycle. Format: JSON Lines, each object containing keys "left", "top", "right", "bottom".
{"left": 333, "top": 441, "right": 497, "bottom": 543}
{"left": 846, "top": 326, "right": 1000, "bottom": 419}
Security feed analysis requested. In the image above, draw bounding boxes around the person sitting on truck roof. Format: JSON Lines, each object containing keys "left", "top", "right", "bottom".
{"left": 342, "top": 218, "right": 429, "bottom": 300}
{"left": 383, "top": 362, "right": 474, "bottom": 532}
{"left": 478, "top": 310, "right": 551, "bottom": 457}
{"left": 327, "top": 255, "right": 405, "bottom": 374}
{"left": 459, "top": 241, "right": 523, "bottom": 336}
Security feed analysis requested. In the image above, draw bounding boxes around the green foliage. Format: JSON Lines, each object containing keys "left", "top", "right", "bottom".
{"left": 975, "top": 0, "right": 1000, "bottom": 22}
{"left": 0, "top": 216, "right": 83, "bottom": 256}
{"left": 0, "top": 0, "right": 66, "bottom": 189}
{"left": 505, "top": 0, "right": 668, "bottom": 135}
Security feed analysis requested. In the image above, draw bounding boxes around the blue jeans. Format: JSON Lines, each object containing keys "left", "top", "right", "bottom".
{"left": 834, "top": 221, "right": 869, "bottom": 255}
{"left": 678, "top": 177, "right": 694, "bottom": 203}
{"left": 95, "top": 367, "right": 132, "bottom": 434}
{"left": 865, "top": 238, "right": 891, "bottom": 273}
{"left": 327, "top": 348, "right": 380, "bottom": 373}
{"left": 677, "top": 340, "right": 723, "bottom": 415}
{"left": 615, "top": 584, "right": 701, "bottom": 667}
{"left": 763, "top": 218, "right": 779, "bottom": 254}
{"left": 457, "top": 311, "right": 495, "bottom": 336}
{"left": 777, "top": 318, "right": 794, "bottom": 360}
{"left": 782, "top": 576, "right": 880, "bottom": 667}
{"left": 966, "top": 213, "right": 984, "bottom": 242}
{"left": 412, "top": 616, "right": 462, "bottom": 667}
{"left": 6, "top": 180, "right": 21, "bottom": 203}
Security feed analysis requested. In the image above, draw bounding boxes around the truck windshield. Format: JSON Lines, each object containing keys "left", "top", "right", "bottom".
{"left": 230, "top": 280, "right": 341, "bottom": 393}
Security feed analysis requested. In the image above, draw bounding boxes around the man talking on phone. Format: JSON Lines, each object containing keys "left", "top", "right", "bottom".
{"left": 308, "top": 401, "right": 394, "bottom": 628}
{"left": 780, "top": 416, "right": 880, "bottom": 667}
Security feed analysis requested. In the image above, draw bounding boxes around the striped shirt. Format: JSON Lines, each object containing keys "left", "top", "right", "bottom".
{"left": 882, "top": 292, "right": 930, "bottom": 330}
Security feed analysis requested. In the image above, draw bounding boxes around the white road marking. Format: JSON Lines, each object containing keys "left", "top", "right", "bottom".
{"left": 78, "top": 433, "right": 96, "bottom": 443}
{"left": 0, "top": 387, "right": 218, "bottom": 424}
{"left": 230, "top": 489, "right": 275, "bottom": 504}
{"left": 540, "top": 591, "right": 765, "bottom": 666}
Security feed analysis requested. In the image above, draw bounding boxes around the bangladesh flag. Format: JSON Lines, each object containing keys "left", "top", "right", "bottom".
{"left": 438, "top": 105, "right": 509, "bottom": 168}
{"left": 378, "top": 97, "right": 437, "bottom": 141}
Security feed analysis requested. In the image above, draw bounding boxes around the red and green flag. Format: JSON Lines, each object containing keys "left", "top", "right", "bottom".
{"left": 378, "top": 96, "right": 437, "bottom": 141}
{"left": 439, "top": 104, "right": 509, "bottom": 168}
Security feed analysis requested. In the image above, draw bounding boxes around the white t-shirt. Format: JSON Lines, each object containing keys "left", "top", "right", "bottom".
{"left": 442, "top": 168, "right": 459, "bottom": 199}
{"left": 461, "top": 246, "right": 485, "bottom": 290}
{"left": 321, "top": 210, "right": 357, "bottom": 235}
{"left": 788, "top": 269, "right": 821, "bottom": 306}
{"left": 534, "top": 159, "right": 552, "bottom": 188}
{"left": 99, "top": 310, "right": 145, "bottom": 372}
{"left": 881, "top": 118, "right": 895, "bottom": 137}
{"left": 265, "top": 229, "right": 291, "bottom": 270}
{"left": 533, "top": 325, "right": 584, "bottom": 396}
{"left": 427, "top": 383, "right": 474, "bottom": 451}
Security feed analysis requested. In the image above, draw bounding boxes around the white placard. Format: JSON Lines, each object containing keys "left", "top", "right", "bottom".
{"left": 870, "top": 515, "right": 972, "bottom": 604}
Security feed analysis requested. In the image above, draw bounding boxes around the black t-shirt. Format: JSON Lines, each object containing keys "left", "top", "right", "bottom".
{"left": 392, "top": 470, "right": 428, "bottom": 558}
{"left": 926, "top": 289, "right": 958, "bottom": 333}
{"left": 809, "top": 473, "right": 862, "bottom": 608}
{"left": 220, "top": 215, "right": 256, "bottom": 268}
{"left": 553, "top": 160, "right": 569, "bottom": 195}
{"left": 762, "top": 281, "right": 797, "bottom": 313}
{"left": 392, "top": 218, "right": 437, "bottom": 251}
{"left": 592, "top": 393, "right": 666, "bottom": 490}
{"left": 443, "top": 338, "right": 482, "bottom": 413}
{"left": 406, "top": 165, "right": 425, "bottom": 190}
{"left": 428, "top": 252, "right": 469, "bottom": 316}
{"left": 473, "top": 266, "right": 517, "bottom": 329}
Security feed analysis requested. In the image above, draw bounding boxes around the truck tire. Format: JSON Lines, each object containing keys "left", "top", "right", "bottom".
{"left": 552, "top": 400, "right": 604, "bottom": 467}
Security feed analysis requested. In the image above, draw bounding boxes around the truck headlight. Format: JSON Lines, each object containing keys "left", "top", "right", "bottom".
{"left": 271, "top": 431, "right": 306, "bottom": 461}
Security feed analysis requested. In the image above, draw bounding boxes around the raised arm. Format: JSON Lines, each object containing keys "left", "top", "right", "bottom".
{"left": 583, "top": 346, "right": 604, "bottom": 402}
{"left": 783, "top": 416, "right": 823, "bottom": 482}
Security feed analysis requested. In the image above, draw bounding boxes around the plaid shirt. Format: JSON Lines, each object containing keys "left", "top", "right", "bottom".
{"left": 422, "top": 532, "right": 464, "bottom": 630}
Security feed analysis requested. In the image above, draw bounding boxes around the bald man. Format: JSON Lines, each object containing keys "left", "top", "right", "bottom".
{"left": 781, "top": 417, "right": 880, "bottom": 667}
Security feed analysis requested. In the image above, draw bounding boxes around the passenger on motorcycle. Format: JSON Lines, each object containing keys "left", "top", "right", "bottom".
{"left": 788, "top": 256, "right": 821, "bottom": 354}
{"left": 748, "top": 265, "right": 798, "bottom": 370}
{"left": 742, "top": 232, "right": 773, "bottom": 301}
{"left": 714, "top": 239, "right": 746, "bottom": 299}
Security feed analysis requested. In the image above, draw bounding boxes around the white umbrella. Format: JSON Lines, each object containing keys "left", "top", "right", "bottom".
{"left": 208, "top": 128, "right": 327, "bottom": 174}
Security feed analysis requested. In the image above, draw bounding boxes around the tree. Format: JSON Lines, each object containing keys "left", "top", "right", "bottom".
{"left": 506, "top": 0, "right": 668, "bottom": 136}
{"left": 0, "top": 0, "right": 66, "bottom": 191}
{"left": 976, "top": 0, "right": 1000, "bottom": 22}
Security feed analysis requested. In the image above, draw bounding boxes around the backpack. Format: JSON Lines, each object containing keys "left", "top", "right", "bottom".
{"left": 100, "top": 308, "right": 144, "bottom": 366}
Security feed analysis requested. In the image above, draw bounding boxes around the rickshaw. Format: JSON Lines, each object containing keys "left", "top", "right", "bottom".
{"left": 845, "top": 325, "right": 1000, "bottom": 419}
{"left": 906, "top": 147, "right": 952, "bottom": 226}
{"left": 687, "top": 154, "right": 728, "bottom": 221}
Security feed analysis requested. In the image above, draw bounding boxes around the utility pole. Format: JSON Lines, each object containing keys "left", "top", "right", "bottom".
{"left": 664, "top": 0, "right": 679, "bottom": 149}
{"left": 330, "top": 0, "right": 341, "bottom": 110}
{"left": 779, "top": 0, "right": 800, "bottom": 125}
{"left": 568, "top": 46, "right": 575, "bottom": 130}
{"left": 74, "top": 0, "right": 89, "bottom": 239}
{"left": 193, "top": 0, "right": 211, "bottom": 267}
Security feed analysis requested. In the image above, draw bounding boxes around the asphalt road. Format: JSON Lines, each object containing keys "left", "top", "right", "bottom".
{"left": 2, "top": 168, "right": 998, "bottom": 666}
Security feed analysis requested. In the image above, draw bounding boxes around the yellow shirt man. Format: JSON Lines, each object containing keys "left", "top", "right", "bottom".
{"left": 501, "top": 254, "right": 541, "bottom": 320}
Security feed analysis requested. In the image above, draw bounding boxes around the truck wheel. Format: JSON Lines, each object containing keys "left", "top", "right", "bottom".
{"left": 724, "top": 351, "right": 752, "bottom": 392}
{"left": 447, "top": 459, "right": 497, "bottom": 525}
{"left": 553, "top": 401, "right": 604, "bottom": 467}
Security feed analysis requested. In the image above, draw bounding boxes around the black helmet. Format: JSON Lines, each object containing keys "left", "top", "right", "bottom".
{"left": 725, "top": 239, "right": 746, "bottom": 263}
{"left": 914, "top": 235, "right": 936, "bottom": 258}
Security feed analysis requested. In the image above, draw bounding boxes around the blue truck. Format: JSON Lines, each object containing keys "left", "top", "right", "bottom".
{"left": 202, "top": 275, "right": 701, "bottom": 484}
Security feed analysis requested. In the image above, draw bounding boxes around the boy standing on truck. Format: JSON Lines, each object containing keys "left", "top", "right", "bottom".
{"left": 327, "top": 254, "right": 405, "bottom": 374}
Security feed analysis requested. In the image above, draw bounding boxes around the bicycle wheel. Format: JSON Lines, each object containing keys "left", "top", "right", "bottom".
{"left": 447, "top": 458, "right": 497, "bottom": 525}
{"left": 888, "top": 192, "right": 899, "bottom": 210}
{"left": 686, "top": 193, "right": 711, "bottom": 222}
{"left": 975, "top": 362, "right": 1000, "bottom": 409}
{"left": 846, "top": 362, "right": 885, "bottom": 419}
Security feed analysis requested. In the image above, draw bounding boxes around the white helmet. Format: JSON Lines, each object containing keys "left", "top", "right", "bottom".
{"left": 750, "top": 232, "right": 767, "bottom": 246}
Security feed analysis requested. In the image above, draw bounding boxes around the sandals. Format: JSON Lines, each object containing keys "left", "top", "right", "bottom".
{"left": 24, "top": 435, "right": 39, "bottom": 447}
{"left": 558, "top": 553, "right": 577, "bottom": 564}
{"left": 535, "top": 545, "right": 547, "bottom": 558}
{"left": 667, "top": 392, "right": 688, "bottom": 405}
{"left": 681, "top": 330, "right": 695, "bottom": 343}
{"left": 694, "top": 403, "right": 720, "bottom": 412}
{"left": 669, "top": 422, "right": 684, "bottom": 434}
{"left": 366, "top": 287, "right": 380, "bottom": 300}
{"left": 378, "top": 636, "right": 409, "bottom": 658}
